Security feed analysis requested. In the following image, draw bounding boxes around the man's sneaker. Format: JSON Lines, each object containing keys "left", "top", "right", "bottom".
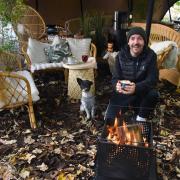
{"left": 136, "top": 115, "right": 147, "bottom": 122}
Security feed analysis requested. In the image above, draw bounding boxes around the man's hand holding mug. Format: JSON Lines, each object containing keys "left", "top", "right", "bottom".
{"left": 116, "top": 80, "right": 135, "bottom": 94}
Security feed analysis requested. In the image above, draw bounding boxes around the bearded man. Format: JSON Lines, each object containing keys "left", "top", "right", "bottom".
{"left": 105, "top": 27, "right": 159, "bottom": 123}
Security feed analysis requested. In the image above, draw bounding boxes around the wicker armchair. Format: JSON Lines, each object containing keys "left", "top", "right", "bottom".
{"left": 0, "top": 51, "right": 39, "bottom": 129}
{"left": 13, "top": 5, "right": 46, "bottom": 48}
{"left": 130, "top": 23, "right": 180, "bottom": 47}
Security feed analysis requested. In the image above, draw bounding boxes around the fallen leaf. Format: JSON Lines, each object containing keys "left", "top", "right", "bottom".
{"left": 24, "top": 136, "right": 35, "bottom": 144}
{"left": 37, "top": 163, "right": 48, "bottom": 171}
{"left": 0, "top": 139, "right": 17, "bottom": 145}
{"left": 19, "top": 153, "right": 36, "bottom": 164}
{"left": 19, "top": 168, "right": 30, "bottom": 178}
{"left": 76, "top": 143, "right": 85, "bottom": 151}
{"left": 78, "top": 164, "right": 86, "bottom": 171}
{"left": 165, "top": 152, "right": 173, "bottom": 161}
{"left": 160, "top": 130, "right": 169, "bottom": 137}
{"left": 54, "top": 148, "right": 61, "bottom": 154}
{"left": 32, "top": 148, "right": 43, "bottom": 154}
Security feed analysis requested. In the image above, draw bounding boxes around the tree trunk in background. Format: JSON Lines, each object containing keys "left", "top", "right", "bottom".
{"left": 133, "top": 0, "right": 178, "bottom": 22}
{"left": 153, "top": 0, "right": 178, "bottom": 22}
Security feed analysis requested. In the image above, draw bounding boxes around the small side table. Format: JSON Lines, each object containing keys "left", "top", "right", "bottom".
{"left": 63, "top": 57, "right": 97, "bottom": 99}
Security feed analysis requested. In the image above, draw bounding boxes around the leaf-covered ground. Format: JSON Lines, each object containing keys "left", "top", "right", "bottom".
{"left": 0, "top": 66, "right": 179, "bottom": 180}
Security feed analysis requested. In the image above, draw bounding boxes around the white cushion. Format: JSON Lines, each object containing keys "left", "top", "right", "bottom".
{"left": 150, "top": 41, "right": 178, "bottom": 68}
{"left": 66, "top": 38, "right": 91, "bottom": 61}
{"left": 16, "top": 71, "right": 40, "bottom": 102}
{"left": 30, "top": 62, "right": 64, "bottom": 73}
{"left": 0, "top": 70, "right": 40, "bottom": 109}
{"left": 150, "top": 41, "right": 177, "bottom": 54}
{"left": 27, "top": 38, "right": 50, "bottom": 64}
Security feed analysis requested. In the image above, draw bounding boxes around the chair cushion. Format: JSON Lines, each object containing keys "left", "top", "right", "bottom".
{"left": 44, "top": 36, "right": 71, "bottom": 63}
{"left": 150, "top": 41, "right": 178, "bottom": 68}
{"left": 27, "top": 38, "right": 50, "bottom": 64}
{"left": 30, "top": 62, "right": 64, "bottom": 73}
{"left": 16, "top": 71, "right": 40, "bottom": 102}
{"left": 66, "top": 38, "right": 91, "bottom": 61}
{"left": 0, "top": 70, "right": 39, "bottom": 109}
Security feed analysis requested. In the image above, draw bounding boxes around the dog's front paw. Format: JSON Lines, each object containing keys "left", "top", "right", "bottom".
{"left": 86, "top": 115, "right": 91, "bottom": 120}
{"left": 80, "top": 105, "right": 84, "bottom": 112}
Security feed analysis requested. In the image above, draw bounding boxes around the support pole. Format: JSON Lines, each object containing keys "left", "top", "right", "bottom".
{"left": 35, "top": 0, "right": 39, "bottom": 11}
{"left": 128, "top": 0, "right": 133, "bottom": 13}
{"left": 80, "top": 0, "right": 84, "bottom": 22}
{"left": 167, "top": 0, "right": 172, "bottom": 22}
{"left": 145, "top": 0, "right": 155, "bottom": 45}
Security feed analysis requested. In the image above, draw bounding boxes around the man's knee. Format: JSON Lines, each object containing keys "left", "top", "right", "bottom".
{"left": 104, "top": 103, "right": 120, "bottom": 120}
{"left": 147, "top": 89, "right": 160, "bottom": 101}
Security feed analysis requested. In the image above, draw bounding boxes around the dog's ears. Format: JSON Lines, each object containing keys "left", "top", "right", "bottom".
{"left": 88, "top": 81, "right": 93, "bottom": 86}
{"left": 77, "top": 78, "right": 82, "bottom": 85}
{"left": 77, "top": 78, "right": 93, "bottom": 87}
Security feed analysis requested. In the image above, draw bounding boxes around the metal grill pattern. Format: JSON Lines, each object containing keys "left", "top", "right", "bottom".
{"left": 96, "top": 122, "right": 156, "bottom": 180}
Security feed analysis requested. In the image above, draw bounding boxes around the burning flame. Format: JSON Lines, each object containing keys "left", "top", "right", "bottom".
{"left": 143, "top": 137, "right": 149, "bottom": 147}
{"left": 107, "top": 118, "right": 120, "bottom": 144}
{"left": 107, "top": 118, "right": 149, "bottom": 147}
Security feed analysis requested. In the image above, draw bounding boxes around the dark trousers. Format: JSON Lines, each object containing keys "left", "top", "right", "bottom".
{"left": 104, "top": 89, "right": 159, "bottom": 120}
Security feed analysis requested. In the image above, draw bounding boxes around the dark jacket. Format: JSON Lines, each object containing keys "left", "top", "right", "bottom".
{"left": 112, "top": 45, "right": 159, "bottom": 94}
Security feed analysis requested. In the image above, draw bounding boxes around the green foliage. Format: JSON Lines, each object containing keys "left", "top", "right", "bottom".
{"left": 0, "top": 0, "right": 25, "bottom": 25}
{"left": 91, "top": 12, "right": 106, "bottom": 57}
{"left": 0, "top": 39, "right": 18, "bottom": 52}
{"left": 0, "top": 0, "right": 26, "bottom": 52}
{"left": 176, "top": 1, "right": 180, "bottom": 6}
{"left": 80, "top": 12, "right": 92, "bottom": 37}
{"left": 80, "top": 11, "right": 106, "bottom": 56}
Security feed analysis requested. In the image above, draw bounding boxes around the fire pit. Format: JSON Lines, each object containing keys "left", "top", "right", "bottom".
{"left": 95, "top": 120, "right": 157, "bottom": 180}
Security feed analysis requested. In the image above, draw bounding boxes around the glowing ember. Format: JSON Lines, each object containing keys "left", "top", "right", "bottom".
{"left": 107, "top": 118, "right": 149, "bottom": 147}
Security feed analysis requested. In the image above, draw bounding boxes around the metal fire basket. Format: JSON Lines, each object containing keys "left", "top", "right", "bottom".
{"left": 95, "top": 122, "right": 157, "bottom": 180}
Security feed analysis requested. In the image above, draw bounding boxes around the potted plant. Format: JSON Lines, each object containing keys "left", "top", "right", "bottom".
{"left": 0, "top": 0, "right": 25, "bottom": 52}
{"left": 80, "top": 11, "right": 106, "bottom": 57}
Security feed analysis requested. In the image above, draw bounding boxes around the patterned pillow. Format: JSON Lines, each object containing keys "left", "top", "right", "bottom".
{"left": 66, "top": 38, "right": 91, "bottom": 61}
{"left": 44, "top": 37, "right": 72, "bottom": 63}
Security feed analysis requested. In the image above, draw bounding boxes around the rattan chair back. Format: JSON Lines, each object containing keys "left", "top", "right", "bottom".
{"left": 0, "top": 51, "right": 37, "bottom": 128}
{"left": 13, "top": 5, "right": 46, "bottom": 48}
{"left": 0, "top": 51, "right": 22, "bottom": 71}
{"left": 131, "top": 23, "right": 180, "bottom": 48}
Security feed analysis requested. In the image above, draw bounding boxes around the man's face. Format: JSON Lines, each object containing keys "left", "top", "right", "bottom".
{"left": 128, "top": 34, "right": 145, "bottom": 57}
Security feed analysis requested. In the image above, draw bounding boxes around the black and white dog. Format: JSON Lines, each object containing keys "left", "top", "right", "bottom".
{"left": 77, "top": 78, "right": 95, "bottom": 119}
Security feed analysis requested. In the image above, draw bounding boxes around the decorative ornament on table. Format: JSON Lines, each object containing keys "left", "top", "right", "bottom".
{"left": 82, "top": 55, "right": 89, "bottom": 63}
